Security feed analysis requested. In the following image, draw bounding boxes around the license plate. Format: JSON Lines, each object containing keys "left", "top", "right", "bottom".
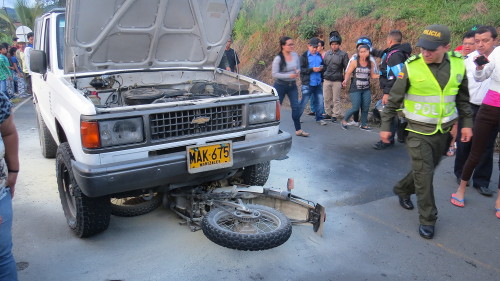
{"left": 187, "top": 141, "right": 233, "bottom": 173}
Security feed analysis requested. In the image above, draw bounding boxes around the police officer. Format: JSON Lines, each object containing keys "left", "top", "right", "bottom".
{"left": 379, "top": 25, "right": 473, "bottom": 239}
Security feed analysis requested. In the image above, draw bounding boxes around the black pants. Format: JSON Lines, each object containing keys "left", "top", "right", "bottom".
{"left": 460, "top": 104, "right": 500, "bottom": 189}
{"left": 394, "top": 131, "right": 449, "bottom": 225}
{"left": 454, "top": 103, "right": 496, "bottom": 187}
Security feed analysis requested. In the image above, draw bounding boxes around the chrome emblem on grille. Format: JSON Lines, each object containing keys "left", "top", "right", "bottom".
{"left": 191, "top": 116, "right": 211, "bottom": 124}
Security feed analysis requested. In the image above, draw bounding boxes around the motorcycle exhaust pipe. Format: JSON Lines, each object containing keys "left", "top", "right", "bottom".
{"left": 263, "top": 187, "right": 291, "bottom": 200}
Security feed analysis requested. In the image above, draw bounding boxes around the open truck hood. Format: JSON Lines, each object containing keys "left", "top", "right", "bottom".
{"left": 65, "top": 0, "right": 242, "bottom": 74}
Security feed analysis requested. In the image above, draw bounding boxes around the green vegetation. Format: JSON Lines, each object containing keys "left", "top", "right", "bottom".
{"left": 297, "top": 16, "right": 318, "bottom": 39}
{"left": 0, "top": 0, "right": 66, "bottom": 44}
{"left": 234, "top": 0, "right": 499, "bottom": 46}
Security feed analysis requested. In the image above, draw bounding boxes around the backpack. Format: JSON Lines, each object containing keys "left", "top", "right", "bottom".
{"left": 385, "top": 49, "right": 410, "bottom": 64}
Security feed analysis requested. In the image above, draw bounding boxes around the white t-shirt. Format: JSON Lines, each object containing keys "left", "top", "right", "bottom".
{"left": 465, "top": 50, "right": 492, "bottom": 105}
{"left": 23, "top": 46, "right": 32, "bottom": 74}
{"left": 474, "top": 47, "right": 500, "bottom": 94}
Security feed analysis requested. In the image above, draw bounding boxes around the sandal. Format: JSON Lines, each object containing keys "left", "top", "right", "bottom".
{"left": 295, "top": 130, "right": 310, "bottom": 137}
{"left": 446, "top": 145, "right": 456, "bottom": 157}
{"left": 450, "top": 193, "right": 464, "bottom": 208}
{"left": 496, "top": 209, "right": 500, "bottom": 219}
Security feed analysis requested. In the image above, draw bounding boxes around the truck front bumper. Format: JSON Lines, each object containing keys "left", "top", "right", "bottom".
{"left": 72, "top": 131, "right": 292, "bottom": 197}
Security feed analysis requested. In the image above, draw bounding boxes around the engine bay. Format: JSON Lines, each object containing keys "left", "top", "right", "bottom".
{"left": 79, "top": 74, "right": 254, "bottom": 108}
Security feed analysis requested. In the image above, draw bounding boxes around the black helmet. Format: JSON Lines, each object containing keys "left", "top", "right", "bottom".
{"left": 329, "top": 31, "right": 342, "bottom": 45}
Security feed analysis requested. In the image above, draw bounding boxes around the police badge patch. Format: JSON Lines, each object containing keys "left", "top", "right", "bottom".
{"left": 456, "top": 73, "right": 463, "bottom": 83}
{"left": 398, "top": 72, "right": 405, "bottom": 79}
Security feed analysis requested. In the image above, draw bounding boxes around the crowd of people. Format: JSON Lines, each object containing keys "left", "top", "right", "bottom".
{"left": 272, "top": 25, "right": 499, "bottom": 239}
{"left": 0, "top": 33, "right": 34, "bottom": 101}
{"left": 271, "top": 29, "right": 414, "bottom": 138}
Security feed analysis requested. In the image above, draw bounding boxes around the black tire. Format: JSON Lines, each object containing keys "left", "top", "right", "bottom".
{"left": 201, "top": 204, "right": 292, "bottom": 251}
{"left": 110, "top": 193, "right": 161, "bottom": 217}
{"left": 36, "top": 109, "right": 57, "bottom": 158}
{"left": 56, "top": 143, "right": 110, "bottom": 237}
{"left": 242, "top": 161, "right": 270, "bottom": 186}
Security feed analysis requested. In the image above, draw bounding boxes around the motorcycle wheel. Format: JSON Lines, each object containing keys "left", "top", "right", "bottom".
{"left": 201, "top": 204, "right": 292, "bottom": 251}
{"left": 110, "top": 192, "right": 161, "bottom": 217}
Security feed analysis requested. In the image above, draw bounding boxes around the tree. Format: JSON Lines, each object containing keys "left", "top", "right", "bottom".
{"left": 34, "top": 0, "right": 66, "bottom": 8}
{"left": 0, "top": 9, "right": 16, "bottom": 36}
{"left": 14, "top": 0, "right": 44, "bottom": 29}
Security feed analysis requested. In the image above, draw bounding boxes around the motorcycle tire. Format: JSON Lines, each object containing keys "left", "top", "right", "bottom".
{"left": 201, "top": 204, "right": 292, "bottom": 251}
{"left": 110, "top": 193, "right": 161, "bottom": 217}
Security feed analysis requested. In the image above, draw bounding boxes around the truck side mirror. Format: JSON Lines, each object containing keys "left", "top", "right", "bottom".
{"left": 30, "top": 50, "right": 48, "bottom": 75}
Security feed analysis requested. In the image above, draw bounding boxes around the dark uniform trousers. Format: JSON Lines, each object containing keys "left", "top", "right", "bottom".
{"left": 394, "top": 131, "right": 449, "bottom": 225}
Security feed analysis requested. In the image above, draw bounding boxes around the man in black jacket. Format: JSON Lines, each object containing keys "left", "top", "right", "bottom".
{"left": 372, "top": 30, "right": 412, "bottom": 149}
{"left": 322, "top": 32, "right": 349, "bottom": 123}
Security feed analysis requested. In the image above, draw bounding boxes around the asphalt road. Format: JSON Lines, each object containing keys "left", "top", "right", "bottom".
{"left": 11, "top": 99, "right": 500, "bottom": 281}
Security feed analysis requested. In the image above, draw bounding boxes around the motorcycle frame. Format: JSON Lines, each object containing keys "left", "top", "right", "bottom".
{"left": 167, "top": 184, "right": 325, "bottom": 236}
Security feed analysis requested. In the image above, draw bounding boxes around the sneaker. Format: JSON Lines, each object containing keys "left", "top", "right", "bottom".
{"left": 323, "top": 114, "right": 332, "bottom": 120}
{"left": 373, "top": 140, "right": 394, "bottom": 150}
{"left": 360, "top": 126, "right": 372, "bottom": 131}
{"left": 346, "top": 121, "right": 359, "bottom": 126}
{"left": 331, "top": 117, "right": 337, "bottom": 123}
{"left": 341, "top": 122, "right": 348, "bottom": 130}
{"left": 317, "top": 120, "right": 328, "bottom": 126}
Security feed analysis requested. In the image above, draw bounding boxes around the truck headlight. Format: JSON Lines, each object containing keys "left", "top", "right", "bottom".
{"left": 98, "top": 117, "right": 144, "bottom": 147}
{"left": 248, "top": 101, "right": 278, "bottom": 124}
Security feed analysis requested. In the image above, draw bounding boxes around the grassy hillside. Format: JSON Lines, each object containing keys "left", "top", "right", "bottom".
{"left": 233, "top": 0, "right": 499, "bottom": 89}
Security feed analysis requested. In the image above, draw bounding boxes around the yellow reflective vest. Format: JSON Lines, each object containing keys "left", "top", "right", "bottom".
{"left": 402, "top": 52, "right": 465, "bottom": 135}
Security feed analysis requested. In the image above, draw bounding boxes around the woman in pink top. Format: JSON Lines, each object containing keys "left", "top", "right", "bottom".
{"left": 451, "top": 45, "right": 500, "bottom": 219}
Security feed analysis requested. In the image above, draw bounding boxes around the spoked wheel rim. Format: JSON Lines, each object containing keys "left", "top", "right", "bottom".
{"left": 201, "top": 204, "right": 292, "bottom": 250}
{"left": 213, "top": 208, "right": 282, "bottom": 234}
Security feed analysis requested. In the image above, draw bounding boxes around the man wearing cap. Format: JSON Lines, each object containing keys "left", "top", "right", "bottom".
{"left": 322, "top": 31, "right": 349, "bottom": 123}
{"left": 300, "top": 37, "right": 326, "bottom": 125}
{"left": 380, "top": 25, "right": 473, "bottom": 239}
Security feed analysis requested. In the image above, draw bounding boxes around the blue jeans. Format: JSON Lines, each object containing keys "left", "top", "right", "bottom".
{"left": 0, "top": 187, "right": 17, "bottom": 281}
{"left": 300, "top": 85, "right": 324, "bottom": 122}
{"left": 344, "top": 89, "right": 371, "bottom": 126}
{"left": 0, "top": 80, "right": 7, "bottom": 99}
{"left": 274, "top": 80, "right": 302, "bottom": 131}
{"left": 308, "top": 92, "right": 325, "bottom": 115}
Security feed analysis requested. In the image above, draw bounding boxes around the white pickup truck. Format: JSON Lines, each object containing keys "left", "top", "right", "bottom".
{"left": 30, "top": 0, "right": 292, "bottom": 238}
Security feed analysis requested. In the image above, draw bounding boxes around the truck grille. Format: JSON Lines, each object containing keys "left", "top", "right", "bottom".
{"left": 150, "top": 105, "right": 244, "bottom": 141}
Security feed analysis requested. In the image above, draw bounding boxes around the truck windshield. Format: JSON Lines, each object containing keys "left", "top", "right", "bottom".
{"left": 56, "top": 14, "right": 65, "bottom": 69}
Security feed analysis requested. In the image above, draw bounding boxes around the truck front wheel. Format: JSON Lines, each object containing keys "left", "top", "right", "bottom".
{"left": 242, "top": 161, "right": 270, "bottom": 186}
{"left": 56, "top": 143, "right": 111, "bottom": 237}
